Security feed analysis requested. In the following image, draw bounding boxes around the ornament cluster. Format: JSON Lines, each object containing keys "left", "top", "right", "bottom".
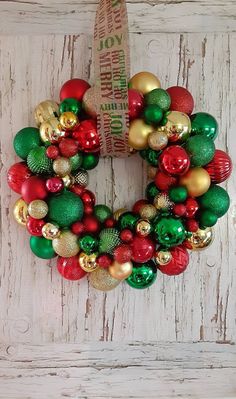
{"left": 8, "top": 72, "right": 232, "bottom": 291}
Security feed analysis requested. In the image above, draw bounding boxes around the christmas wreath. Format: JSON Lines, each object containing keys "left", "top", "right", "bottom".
{"left": 7, "top": 72, "right": 232, "bottom": 291}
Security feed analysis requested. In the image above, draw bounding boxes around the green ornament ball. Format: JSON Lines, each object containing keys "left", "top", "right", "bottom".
{"left": 199, "top": 185, "right": 230, "bottom": 217}
{"left": 126, "top": 261, "right": 157, "bottom": 289}
{"left": 30, "top": 236, "right": 56, "bottom": 259}
{"left": 81, "top": 153, "right": 99, "bottom": 170}
{"left": 47, "top": 190, "right": 84, "bottom": 227}
{"left": 144, "top": 104, "right": 163, "bottom": 125}
{"left": 144, "top": 148, "right": 162, "bottom": 166}
{"left": 94, "top": 204, "right": 112, "bottom": 223}
{"left": 27, "top": 146, "right": 53, "bottom": 174}
{"left": 59, "top": 98, "right": 82, "bottom": 115}
{"left": 145, "top": 88, "right": 171, "bottom": 112}
{"left": 169, "top": 186, "right": 188, "bottom": 203}
{"left": 199, "top": 210, "right": 218, "bottom": 228}
{"left": 14, "top": 127, "right": 41, "bottom": 160}
{"left": 185, "top": 135, "right": 215, "bottom": 166}
{"left": 190, "top": 112, "right": 218, "bottom": 141}
{"left": 98, "top": 228, "right": 121, "bottom": 254}
{"left": 145, "top": 182, "right": 159, "bottom": 202}
{"left": 154, "top": 216, "right": 186, "bottom": 247}
{"left": 117, "top": 212, "right": 139, "bottom": 231}
{"left": 69, "top": 153, "right": 83, "bottom": 172}
{"left": 79, "top": 234, "right": 98, "bottom": 254}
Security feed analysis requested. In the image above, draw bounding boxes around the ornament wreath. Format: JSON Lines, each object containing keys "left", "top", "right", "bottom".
{"left": 8, "top": 72, "right": 232, "bottom": 291}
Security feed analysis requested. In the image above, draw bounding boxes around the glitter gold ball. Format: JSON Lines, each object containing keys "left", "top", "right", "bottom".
{"left": 147, "top": 166, "right": 157, "bottom": 180}
{"left": 161, "top": 111, "right": 191, "bottom": 142}
{"left": 139, "top": 204, "right": 157, "bottom": 220}
{"left": 89, "top": 267, "right": 120, "bottom": 291}
{"left": 155, "top": 250, "right": 172, "bottom": 266}
{"left": 113, "top": 208, "right": 128, "bottom": 221}
{"left": 52, "top": 230, "right": 80, "bottom": 257}
{"left": 42, "top": 223, "right": 60, "bottom": 240}
{"left": 35, "top": 100, "right": 59, "bottom": 126}
{"left": 186, "top": 227, "right": 214, "bottom": 250}
{"left": 154, "top": 193, "right": 173, "bottom": 211}
{"left": 53, "top": 157, "right": 72, "bottom": 177}
{"left": 82, "top": 87, "right": 98, "bottom": 119}
{"left": 62, "top": 174, "right": 75, "bottom": 188}
{"left": 13, "top": 198, "right": 28, "bottom": 226}
{"left": 129, "top": 72, "right": 161, "bottom": 95}
{"left": 128, "top": 119, "right": 154, "bottom": 150}
{"left": 79, "top": 252, "right": 99, "bottom": 273}
{"left": 59, "top": 112, "right": 78, "bottom": 130}
{"left": 109, "top": 261, "right": 133, "bottom": 280}
{"left": 148, "top": 131, "right": 168, "bottom": 151}
{"left": 40, "top": 117, "right": 65, "bottom": 143}
{"left": 28, "top": 200, "right": 48, "bottom": 219}
{"left": 136, "top": 219, "right": 152, "bottom": 236}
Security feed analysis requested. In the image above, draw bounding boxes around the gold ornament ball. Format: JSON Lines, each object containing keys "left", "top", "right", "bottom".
{"left": 179, "top": 167, "right": 211, "bottom": 197}
{"left": 147, "top": 166, "right": 157, "bottom": 180}
{"left": 136, "top": 219, "right": 152, "bottom": 237}
{"left": 128, "top": 119, "right": 154, "bottom": 150}
{"left": 62, "top": 174, "right": 75, "bottom": 188}
{"left": 89, "top": 267, "right": 120, "bottom": 291}
{"left": 139, "top": 204, "right": 157, "bottom": 220}
{"left": 34, "top": 100, "right": 59, "bottom": 126}
{"left": 52, "top": 230, "right": 80, "bottom": 257}
{"left": 79, "top": 252, "right": 98, "bottom": 273}
{"left": 162, "top": 111, "right": 191, "bottom": 142}
{"left": 59, "top": 112, "right": 78, "bottom": 130}
{"left": 53, "top": 157, "right": 72, "bottom": 177}
{"left": 82, "top": 87, "right": 98, "bottom": 119}
{"left": 154, "top": 193, "right": 173, "bottom": 211}
{"left": 40, "top": 117, "right": 65, "bottom": 143}
{"left": 155, "top": 250, "right": 172, "bottom": 266}
{"left": 148, "top": 131, "right": 168, "bottom": 151}
{"left": 28, "top": 200, "right": 48, "bottom": 219}
{"left": 186, "top": 227, "right": 214, "bottom": 251}
{"left": 42, "top": 223, "right": 60, "bottom": 240}
{"left": 129, "top": 72, "right": 161, "bottom": 95}
{"left": 109, "top": 261, "right": 133, "bottom": 280}
{"left": 13, "top": 198, "right": 28, "bottom": 226}
{"left": 113, "top": 208, "right": 127, "bottom": 221}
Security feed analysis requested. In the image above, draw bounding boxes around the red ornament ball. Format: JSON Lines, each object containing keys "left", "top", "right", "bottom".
{"left": 83, "top": 215, "right": 100, "bottom": 234}
{"left": 26, "top": 216, "right": 45, "bottom": 236}
{"left": 59, "top": 138, "right": 79, "bottom": 158}
{"left": 158, "top": 245, "right": 189, "bottom": 276}
{"left": 57, "top": 255, "right": 87, "bottom": 280}
{"left": 185, "top": 198, "right": 199, "bottom": 218}
{"left": 114, "top": 244, "right": 132, "bottom": 263}
{"left": 155, "top": 170, "right": 177, "bottom": 191}
{"left": 204, "top": 149, "right": 232, "bottom": 183}
{"left": 80, "top": 189, "right": 96, "bottom": 206}
{"left": 185, "top": 219, "right": 199, "bottom": 233}
{"left": 60, "top": 79, "right": 90, "bottom": 102}
{"left": 131, "top": 236, "right": 155, "bottom": 263}
{"left": 84, "top": 204, "right": 94, "bottom": 215}
{"left": 97, "top": 254, "right": 113, "bottom": 269}
{"left": 46, "top": 177, "right": 64, "bottom": 193}
{"left": 21, "top": 176, "right": 48, "bottom": 203}
{"left": 72, "top": 120, "right": 100, "bottom": 152}
{"left": 70, "top": 184, "right": 85, "bottom": 196}
{"left": 132, "top": 199, "right": 149, "bottom": 214}
{"left": 128, "top": 89, "right": 144, "bottom": 120}
{"left": 7, "top": 162, "right": 32, "bottom": 194}
{"left": 71, "top": 221, "right": 85, "bottom": 235}
{"left": 46, "top": 145, "right": 59, "bottom": 160}
{"left": 173, "top": 203, "right": 186, "bottom": 217}
{"left": 104, "top": 217, "right": 116, "bottom": 228}
{"left": 120, "top": 229, "right": 134, "bottom": 243}
{"left": 159, "top": 145, "right": 190, "bottom": 176}
{"left": 167, "top": 86, "right": 194, "bottom": 115}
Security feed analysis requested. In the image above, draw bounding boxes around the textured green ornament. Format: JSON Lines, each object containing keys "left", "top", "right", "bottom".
{"left": 144, "top": 148, "right": 162, "bottom": 166}
{"left": 79, "top": 235, "right": 98, "bottom": 254}
{"left": 154, "top": 216, "right": 186, "bottom": 247}
{"left": 145, "top": 88, "right": 171, "bottom": 112}
{"left": 14, "top": 127, "right": 41, "bottom": 160}
{"left": 199, "top": 185, "right": 230, "bottom": 217}
{"left": 126, "top": 261, "right": 157, "bottom": 289}
{"left": 27, "top": 146, "right": 53, "bottom": 174}
{"left": 48, "top": 190, "right": 84, "bottom": 227}
{"left": 145, "top": 182, "right": 159, "bottom": 202}
{"left": 169, "top": 186, "right": 188, "bottom": 203}
{"left": 69, "top": 153, "right": 83, "bottom": 172}
{"left": 81, "top": 153, "right": 99, "bottom": 170}
{"left": 59, "top": 98, "right": 82, "bottom": 115}
{"left": 117, "top": 212, "right": 139, "bottom": 231}
{"left": 30, "top": 236, "right": 56, "bottom": 259}
{"left": 98, "top": 228, "right": 121, "bottom": 254}
{"left": 190, "top": 112, "right": 218, "bottom": 141}
{"left": 94, "top": 204, "right": 112, "bottom": 223}
{"left": 144, "top": 104, "right": 163, "bottom": 125}
{"left": 185, "top": 135, "right": 215, "bottom": 166}
{"left": 199, "top": 210, "right": 218, "bottom": 228}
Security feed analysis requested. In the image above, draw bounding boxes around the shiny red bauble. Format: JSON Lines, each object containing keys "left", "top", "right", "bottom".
{"left": 120, "top": 229, "right": 134, "bottom": 243}
{"left": 60, "top": 79, "right": 91, "bottom": 102}
{"left": 128, "top": 89, "right": 144, "bottom": 120}
{"left": 167, "top": 86, "right": 194, "bottom": 115}
{"left": 71, "top": 221, "right": 85, "bottom": 235}
{"left": 97, "top": 254, "right": 113, "bottom": 269}
{"left": 157, "top": 245, "right": 189, "bottom": 276}
{"left": 185, "top": 198, "right": 199, "bottom": 218}
{"left": 114, "top": 244, "right": 132, "bottom": 263}
{"left": 21, "top": 176, "right": 48, "bottom": 203}
{"left": 46, "top": 145, "right": 59, "bottom": 159}
{"left": 185, "top": 219, "right": 199, "bottom": 233}
{"left": 132, "top": 199, "right": 148, "bottom": 214}
{"left": 26, "top": 217, "right": 45, "bottom": 236}
{"left": 70, "top": 184, "right": 85, "bottom": 196}
{"left": 104, "top": 218, "right": 116, "bottom": 228}
{"left": 7, "top": 162, "right": 32, "bottom": 194}
{"left": 159, "top": 145, "right": 190, "bottom": 176}
{"left": 46, "top": 177, "right": 64, "bottom": 193}
{"left": 204, "top": 149, "right": 232, "bottom": 183}
{"left": 131, "top": 236, "right": 155, "bottom": 263}
{"left": 72, "top": 120, "right": 100, "bottom": 152}
{"left": 57, "top": 255, "right": 87, "bottom": 280}
{"left": 155, "top": 170, "right": 177, "bottom": 190}
{"left": 80, "top": 189, "right": 96, "bottom": 206}
{"left": 84, "top": 204, "right": 94, "bottom": 215}
{"left": 59, "top": 138, "right": 79, "bottom": 157}
{"left": 173, "top": 203, "right": 186, "bottom": 217}
{"left": 83, "top": 215, "right": 100, "bottom": 234}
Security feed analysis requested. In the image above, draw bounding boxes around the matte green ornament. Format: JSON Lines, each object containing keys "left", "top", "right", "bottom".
{"left": 48, "top": 190, "right": 84, "bottom": 228}
{"left": 185, "top": 135, "right": 215, "bottom": 166}
{"left": 144, "top": 148, "right": 162, "bottom": 166}
{"left": 27, "top": 146, "right": 53, "bottom": 174}
{"left": 69, "top": 153, "right": 83, "bottom": 172}
{"left": 98, "top": 228, "right": 121, "bottom": 254}
{"left": 154, "top": 216, "right": 186, "bottom": 247}
{"left": 94, "top": 204, "right": 112, "bottom": 223}
{"left": 117, "top": 212, "right": 139, "bottom": 231}
{"left": 81, "top": 153, "right": 99, "bottom": 170}
{"left": 145, "top": 88, "right": 171, "bottom": 112}
{"left": 30, "top": 236, "right": 56, "bottom": 259}
{"left": 199, "top": 185, "right": 230, "bottom": 217}
{"left": 169, "top": 186, "right": 188, "bottom": 203}
{"left": 126, "top": 261, "right": 157, "bottom": 289}
{"left": 199, "top": 210, "right": 218, "bottom": 228}
{"left": 144, "top": 104, "right": 163, "bottom": 125}
{"left": 14, "top": 127, "right": 41, "bottom": 160}
{"left": 145, "top": 182, "right": 159, "bottom": 202}
{"left": 79, "top": 235, "right": 98, "bottom": 254}
{"left": 190, "top": 112, "right": 218, "bottom": 141}
{"left": 59, "top": 98, "right": 82, "bottom": 115}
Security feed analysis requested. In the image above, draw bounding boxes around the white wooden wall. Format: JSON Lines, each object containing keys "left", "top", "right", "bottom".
{"left": 0, "top": 1, "right": 236, "bottom": 398}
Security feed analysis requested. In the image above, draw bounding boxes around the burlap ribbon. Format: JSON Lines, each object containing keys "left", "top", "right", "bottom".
{"left": 94, "top": 0, "right": 130, "bottom": 157}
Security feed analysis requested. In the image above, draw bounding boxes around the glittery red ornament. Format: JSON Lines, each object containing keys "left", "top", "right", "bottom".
{"left": 185, "top": 198, "right": 199, "bottom": 218}
{"left": 132, "top": 199, "right": 149, "bottom": 214}
{"left": 60, "top": 79, "right": 90, "bottom": 102}
{"left": 83, "top": 215, "right": 100, "bottom": 234}
{"left": 167, "top": 86, "right": 194, "bottom": 115}
{"left": 120, "top": 229, "right": 133, "bottom": 243}
{"left": 204, "top": 149, "right": 232, "bottom": 183}
{"left": 158, "top": 245, "right": 189, "bottom": 276}
{"left": 173, "top": 203, "right": 186, "bottom": 217}
{"left": 104, "top": 218, "right": 116, "bottom": 228}
{"left": 46, "top": 145, "right": 59, "bottom": 160}
{"left": 131, "top": 236, "right": 155, "bottom": 263}
{"left": 46, "top": 177, "right": 64, "bottom": 193}
{"left": 159, "top": 146, "right": 190, "bottom": 176}
{"left": 7, "top": 162, "right": 32, "bottom": 194}
{"left": 97, "top": 254, "right": 113, "bottom": 268}
{"left": 72, "top": 120, "right": 100, "bottom": 152}
{"left": 155, "top": 170, "right": 177, "bottom": 191}
{"left": 185, "top": 219, "right": 199, "bottom": 232}
{"left": 71, "top": 221, "right": 85, "bottom": 235}
{"left": 70, "top": 184, "right": 85, "bottom": 196}
{"left": 80, "top": 189, "right": 96, "bottom": 206}
{"left": 114, "top": 244, "right": 132, "bottom": 263}
{"left": 26, "top": 216, "right": 45, "bottom": 236}
{"left": 21, "top": 176, "right": 48, "bottom": 203}
{"left": 59, "top": 138, "right": 79, "bottom": 158}
{"left": 57, "top": 255, "right": 87, "bottom": 280}
{"left": 128, "top": 89, "right": 144, "bottom": 120}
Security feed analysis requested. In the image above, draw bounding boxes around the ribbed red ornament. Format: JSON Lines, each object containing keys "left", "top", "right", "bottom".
{"left": 158, "top": 245, "right": 189, "bottom": 276}
{"left": 204, "top": 149, "right": 232, "bottom": 183}
{"left": 57, "top": 255, "right": 87, "bottom": 280}
{"left": 7, "top": 162, "right": 32, "bottom": 194}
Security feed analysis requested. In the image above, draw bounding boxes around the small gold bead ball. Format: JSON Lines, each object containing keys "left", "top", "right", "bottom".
{"left": 147, "top": 166, "right": 157, "bottom": 180}
{"left": 148, "top": 131, "right": 168, "bottom": 151}
{"left": 59, "top": 112, "right": 78, "bottom": 130}
{"left": 109, "top": 261, "right": 133, "bottom": 280}
{"left": 40, "top": 117, "right": 65, "bottom": 143}
{"left": 186, "top": 227, "right": 214, "bottom": 251}
{"left": 136, "top": 219, "right": 152, "bottom": 237}
{"left": 34, "top": 100, "right": 59, "bottom": 126}
{"left": 62, "top": 174, "right": 75, "bottom": 188}
{"left": 42, "top": 223, "right": 60, "bottom": 240}
{"left": 53, "top": 157, "right": 72, "bottom": 177}
{"left": 28, "top": 200, "right": 48, "bottom": 219}
{"left": 79, "top": 252, "right": 98, "bottom": 273}
{"left": 154, "top": 193, "right": 173, "bottom": 211}
{"left": 139, "top": 204, "right": 157, "bottom": 220}
{"left": 89, "top": 268, "right": 120, "bottom": 291}
{"left": 155, "top": 250, "right": 172, "bottom": 266}
{"left": 113, "top": 208, "right": 128, "bottom": 221}
{"left": 52, "top": 230, "right": 80, "bottom": 257}
{"left": 13, "top": 198, "right": 28, "bottom": 226}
